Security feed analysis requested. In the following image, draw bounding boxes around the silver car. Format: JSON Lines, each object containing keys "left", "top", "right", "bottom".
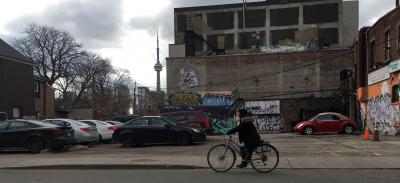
{"left": 43, "top": 119, "right": 99, "bottom": 144}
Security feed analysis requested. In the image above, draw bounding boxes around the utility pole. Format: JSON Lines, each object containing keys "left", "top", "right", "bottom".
{"left": 242, "top": 0, "right": 247, "bottom": 32}
{"left": 133, "top": 81, "right": 136, "bottom": 114}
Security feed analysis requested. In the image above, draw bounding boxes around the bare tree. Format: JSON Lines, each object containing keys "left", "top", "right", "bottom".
{"left": 13, "top": 24, "right": 82, "bottom": 85}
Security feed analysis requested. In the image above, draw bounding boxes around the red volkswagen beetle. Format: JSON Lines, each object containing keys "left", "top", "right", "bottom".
{"left": 293, "top": 112, "right": 359, "bottom": 135}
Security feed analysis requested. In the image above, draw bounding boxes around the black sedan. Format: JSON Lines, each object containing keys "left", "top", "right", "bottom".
{"left": 113, "top": 116, "right": 206, "bottom": 147}
{"left": 0, "top": 120, "right": 76, "bottom": 153}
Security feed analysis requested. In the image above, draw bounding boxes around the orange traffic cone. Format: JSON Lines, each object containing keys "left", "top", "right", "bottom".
{"left": 363, "top": 125, "right": 370, "bottom": 140}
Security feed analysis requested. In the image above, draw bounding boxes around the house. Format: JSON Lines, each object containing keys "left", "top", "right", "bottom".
{"left": 0, "top": 38, "right": 34, "bottom": 119}
{"left": 33, "top": 77, "right": 55, "bottom": 119}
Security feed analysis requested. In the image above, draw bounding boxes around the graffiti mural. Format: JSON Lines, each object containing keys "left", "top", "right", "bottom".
{"left": 254, "top": 115, "right": 284, "bottom": 133}
{"left": 203, "top": 94, "right": 235, "bottom": 106}
{"left": 162, "top": 92, "right": 236, "bottom": 134}
{"left": 179, "top": 68, "right": 199, "bottom": 90}
{"left": 167, "top": 93, "right": 202, "bottom": 106}
{"left": 367, "top": 94, "right": 400, "bottom": 135}
{"left": 245, "top": 100, "right": 280, "bottom": 114}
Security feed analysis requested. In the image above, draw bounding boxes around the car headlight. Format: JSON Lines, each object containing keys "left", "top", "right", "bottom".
{"left": 192, "top": 128, "right": 200, "bottom": 133}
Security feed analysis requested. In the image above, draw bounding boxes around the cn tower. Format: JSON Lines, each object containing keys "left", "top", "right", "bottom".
{"left": 154, "top": 29, "right": 163, "bottom": 92}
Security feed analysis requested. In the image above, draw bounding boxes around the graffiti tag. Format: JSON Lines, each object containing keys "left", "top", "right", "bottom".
{"left": 254, "top": 115, "right": 284, "bottom": 133}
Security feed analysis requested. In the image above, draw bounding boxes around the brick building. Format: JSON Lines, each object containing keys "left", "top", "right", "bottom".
{"left": 33, "top": 77, "right": 55, "bottom": 119}
{"left": 167, "top": 0, "right": 358, "bottom": 133}
{"left": 0, "top": 38, "right": 34, "bottom": 119}
{"left": 356, "top": 1, "right": 400, "bottom": 135}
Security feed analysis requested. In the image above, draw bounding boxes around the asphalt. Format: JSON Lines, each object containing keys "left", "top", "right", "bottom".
{"left": 0, "top": 133, "right": 399, "bottom": 170}
{"left": 1, "top": 169, "right": 399, "bottom": 183}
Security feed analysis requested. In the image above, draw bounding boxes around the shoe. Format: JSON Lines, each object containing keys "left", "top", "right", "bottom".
{"left": 236, "top": 162, "right": 248, "bottom": 168}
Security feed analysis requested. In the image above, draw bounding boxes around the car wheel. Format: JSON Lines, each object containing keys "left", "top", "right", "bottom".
{"left": 121, "top": 134, "right": 133, "bottom": 147}
{"left": 27, "top": 138, "right": 44, "bottom": 154}
{"left": 98, "top": 135, "right": 103, "bottom": 144}
{"left": 343, "top": 125, "right": 354, "bottom": 134}
{"left": 304, "top": 127, "right": 314, "bottom": 135}
{"left": 177, "top": 133, "right": 192, "bottom": 146}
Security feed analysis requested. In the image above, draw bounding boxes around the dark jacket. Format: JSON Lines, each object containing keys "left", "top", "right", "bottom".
{"left": 227, "top": 116, "right": 261, "bottom": 150}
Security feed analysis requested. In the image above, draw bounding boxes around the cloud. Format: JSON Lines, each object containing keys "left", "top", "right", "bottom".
{"left": 359, "top": 0, "right": 396, "bottom": 27}
{"left": 6, "top": 0, "right": 124, "bottom": 49}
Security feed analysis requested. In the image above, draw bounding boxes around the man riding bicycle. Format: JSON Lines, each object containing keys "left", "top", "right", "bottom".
{"left": 227, "top": 109, "right": 260, "bottom": 168}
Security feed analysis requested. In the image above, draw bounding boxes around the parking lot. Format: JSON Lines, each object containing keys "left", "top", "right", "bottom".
{"left": 1, "top": 133, "right": 399, "bottom": 158}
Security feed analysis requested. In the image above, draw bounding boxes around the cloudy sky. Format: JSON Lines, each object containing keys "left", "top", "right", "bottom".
{"left": 0, "top": 0, "right": 397, "bottom": 91}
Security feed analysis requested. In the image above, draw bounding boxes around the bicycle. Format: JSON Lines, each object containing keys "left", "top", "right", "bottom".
{"left": 207, "top": 135, "right": 279, "bottom": 173}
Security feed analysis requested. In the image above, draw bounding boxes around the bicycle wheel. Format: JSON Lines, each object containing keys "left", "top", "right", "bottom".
{"left": 207, "top": 144, "right": 236, "bottom": 172}
{"left": 250, "top": 144, "right": 279, "bottom": 173}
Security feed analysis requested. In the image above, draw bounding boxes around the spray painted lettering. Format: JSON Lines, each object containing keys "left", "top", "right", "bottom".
{"left": 203, "top": 94, "right": 235, "bottom": 106}
{"left": 245, "top": 101, "right": 280, "bottom": 114}
{"left": 167, "top": 93, "right": 202, "bottom": 106}
{"left": 254, "top": 115, "right": 284, "bottom": 133}
{"left": 367, "top": 94, "right": 400, "bottom": 135}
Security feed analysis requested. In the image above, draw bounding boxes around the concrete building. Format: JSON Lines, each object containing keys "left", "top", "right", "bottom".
{"left": 356, "top": 1, "right": 400, "bottom": 135}
{"left": 166, "top": 0, "right": 358, "bottom": 133}
{"left": 172, "top": 0, "right": 358, "bottom": 56}
{"left": 0, "top": 39, "right": 34, "bottom": 119}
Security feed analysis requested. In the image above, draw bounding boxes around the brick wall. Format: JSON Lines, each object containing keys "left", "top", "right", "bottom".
{"left": 34, "top": 81, "right": 55, "bottom": 119}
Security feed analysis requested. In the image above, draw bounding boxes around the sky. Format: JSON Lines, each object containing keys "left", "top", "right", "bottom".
{"left": 0, "top": 0, "right": 397, "bottom": 91}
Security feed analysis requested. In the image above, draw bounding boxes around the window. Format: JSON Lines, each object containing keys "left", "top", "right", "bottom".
{"left": 0, "top": 122, "right": 9, "bottom": 131}
{"left": 34, "top": 82, "right": 39, "bottom": 93}
{"left": 81, "top": 121, "right": 96, "bottom": 127}
{"left": 392, "top": 85, "right": 400, "bottom": 103}
{"left": 127, "top": 118, "right": 149, "bottom": 126}
{"left": 398, "top": 25, "right": 400, "bottom": 53}
{"left": 369, "top": 41, "right": 375, "bottom": 69}
{"left": 8, "top": 121, "right": 28, "bottom": 130}
{"left": 150, "top": 118, "right": 168, "bottom": 126}
{"left": 12, "top": 107, "right": 22, "bottom": 119}
{"left": 317, "top": 114, "right": 337, "bottom": 121}
{"left": 385, "top": 30, "right": 391, "bottom": 61}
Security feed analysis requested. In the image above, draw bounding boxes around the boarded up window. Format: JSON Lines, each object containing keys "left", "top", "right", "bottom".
{"left": 238, "top": 9, "right": 266, "bottom": 28}
{"left": 207, "top": 34, "right": 234, "bottom": 50}
{"left": 319, "top": 28, "right": 339, "bottom": 47}
{"left": 177, "top": 15, "right": 187, "bottom": 32}
{"left": 303, "top": 3, "right": 338, "bottom": 24}
{"left": 270, "top": 7, "right": 299, "bottom": 26}
{"left": 270, "top": 29, "right": 297, "bottom": 45}
{"left": 239, "top": 31, "right": 266, "bottom": 49}
{"left": 207, "top": 12, "right": 234, "bottom": 30}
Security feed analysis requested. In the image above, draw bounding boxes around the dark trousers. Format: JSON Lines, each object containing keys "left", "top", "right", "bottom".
{"left": 240, "top": 146, "right": 254, "bottom": 162}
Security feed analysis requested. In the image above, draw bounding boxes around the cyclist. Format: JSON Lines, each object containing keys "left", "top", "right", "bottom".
{"left": 227, "top": 109, "right": 261, "bottom": 168}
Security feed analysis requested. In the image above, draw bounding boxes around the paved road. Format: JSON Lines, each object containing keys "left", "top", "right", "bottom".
{"left": 0, "top": 169, "right": 399, "bottom": 183}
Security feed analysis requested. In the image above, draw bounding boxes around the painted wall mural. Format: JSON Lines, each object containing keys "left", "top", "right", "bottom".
{"left": 179, "top": 68, "right": 199, "bottom": 90}
{"left": 245, "top": 100, "right": 285, "bottom": 133}
{"left": 162, "top": 93, "right": 237, "bottom": 134}
{"left": 254, "top": 115, "right": 285, "bottom": 133}
{"left": 245, "top": 100, "right": 280, "bottom": 114}
{"left": 366, "top": 94, "right": 400, "bottom": 135}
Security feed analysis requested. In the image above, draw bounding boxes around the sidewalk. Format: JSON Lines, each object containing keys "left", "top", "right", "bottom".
{"left": 1, "top": 155, "right": 400, "bottom": 169}
{"left": 0, "top": 133, "right": 399, "bottom": 169}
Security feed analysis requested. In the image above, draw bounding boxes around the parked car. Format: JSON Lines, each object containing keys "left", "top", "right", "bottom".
{"left": 113, "top": 116, "right": 206, "bottom": 147}
{"left": 43, "top": 119, "right": 99, "bottom": 145}
{"left": 293, "top": 112, "right": 359, "bottom": 135}
{"left": 0, "top": 112, "right": 7, "bottom": 121}
{"left": 160, "top": 111, "right": 212, "bottom": 134}
{"left": 104, "top": 115, "right": 142, "bottom": 123}
{"left": 0, "top": 120, "right": 76, "bottom": 153}
{"left": 80, "top": 120, "right": 116, "bottom": 143}
{"left": 105, "top": 121, "right": 124, "bottom": 126}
